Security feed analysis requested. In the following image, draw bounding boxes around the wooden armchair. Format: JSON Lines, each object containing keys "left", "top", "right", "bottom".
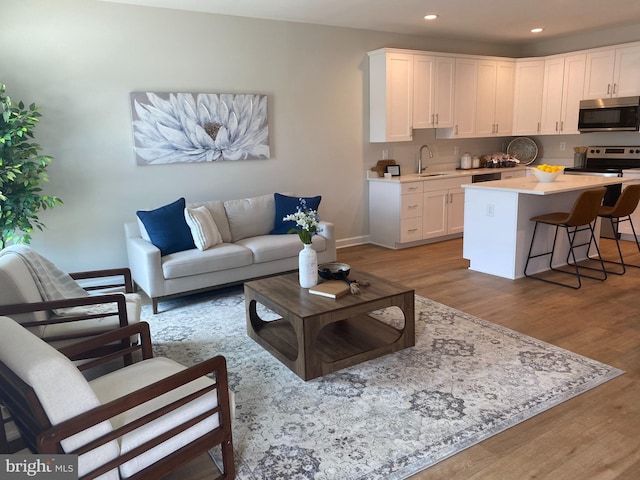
{"left": 0, "top": 248, "right": 141, "bottom": 357}
{"left": 0, "top": 317, "right": 235, "bottom": 480}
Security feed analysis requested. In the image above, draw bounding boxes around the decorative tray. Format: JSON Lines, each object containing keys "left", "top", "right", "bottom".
{"left": 507, "top": 137, "right": 538, "bottom": 165}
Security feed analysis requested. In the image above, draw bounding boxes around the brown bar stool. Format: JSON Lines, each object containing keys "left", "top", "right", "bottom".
{"left": 597, "top": 183, "right": 640, "bottom": 274}
{"left": 524, "top": 187, "right": 607, "bottom": 289}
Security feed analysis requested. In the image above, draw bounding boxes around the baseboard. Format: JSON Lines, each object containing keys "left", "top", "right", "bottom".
{"left": 336, "top": 235, "right": 371, "bottom": 249}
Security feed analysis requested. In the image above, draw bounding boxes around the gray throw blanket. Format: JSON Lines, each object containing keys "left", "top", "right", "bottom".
{"left": 0, "top": 245, "right": 89, "bottom": 302}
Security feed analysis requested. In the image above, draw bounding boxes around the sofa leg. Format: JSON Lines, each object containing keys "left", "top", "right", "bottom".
{"left": 152, "top": 298, "right": 159, "bottom": 314}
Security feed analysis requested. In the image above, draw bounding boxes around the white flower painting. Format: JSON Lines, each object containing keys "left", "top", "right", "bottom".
{"left": 130, "top": 92, "right": 270, "bottom": 164}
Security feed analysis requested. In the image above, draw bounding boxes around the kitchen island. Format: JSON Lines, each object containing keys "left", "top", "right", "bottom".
{"left": 462, "top": 175, "right": 630, "bottom": 279}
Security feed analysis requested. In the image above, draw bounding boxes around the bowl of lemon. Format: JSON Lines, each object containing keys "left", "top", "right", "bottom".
{"left": 531, "top": 164, "right": 564, "bottom": 183}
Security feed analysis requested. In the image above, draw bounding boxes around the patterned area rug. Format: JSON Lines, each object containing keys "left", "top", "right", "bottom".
{"left": 142, "top": 287, "right": 623, "bottom": 479}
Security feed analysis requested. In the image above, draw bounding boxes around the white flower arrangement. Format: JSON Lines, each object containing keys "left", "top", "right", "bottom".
{"left": 282, "top": 199, "right": 319, "bottom": 244}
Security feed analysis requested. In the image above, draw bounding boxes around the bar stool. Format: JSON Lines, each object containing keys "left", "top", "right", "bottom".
{"left": 597, "top": 183, "right": 640, "bottom": 274}
{"left": 524, "top": 187, "right": 607, "bottom": 289}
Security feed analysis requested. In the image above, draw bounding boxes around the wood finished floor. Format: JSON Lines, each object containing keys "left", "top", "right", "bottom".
{"left": 166, "top": 238, "right": 640, "bottom": 479}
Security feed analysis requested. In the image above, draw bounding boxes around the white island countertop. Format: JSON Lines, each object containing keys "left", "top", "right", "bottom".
{"left": 461, "top": 174, "right": 630, "bottom": 195}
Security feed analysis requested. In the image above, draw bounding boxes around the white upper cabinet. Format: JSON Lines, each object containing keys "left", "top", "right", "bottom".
{"left": 584, "top": 44, "right": 640, "bottom": 99}
{"left": 452, "top": 57, "right": 478, "bottom": 138}
{"left": 512, "top": 59, "right": 545, "bottom": 136}
{"left": 540, "top": 53, "right": 585, "bottom": 135}
{"left": 369, "top": 50, "right": 413, "bottom": 142}
{"left": 476, "top": 60, "right": 515, "bottom": 136}
{"left": 413, "top": 54, "right": 455, "bottom": 129}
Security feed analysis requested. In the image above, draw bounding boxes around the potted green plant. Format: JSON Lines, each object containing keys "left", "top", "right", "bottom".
{"left": 0, "top": 84, "right": 62, "bottom": 248}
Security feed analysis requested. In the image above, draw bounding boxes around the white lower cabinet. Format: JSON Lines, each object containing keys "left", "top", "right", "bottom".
{"left": 369, "top": 177, "right": 471, "bottom": 249}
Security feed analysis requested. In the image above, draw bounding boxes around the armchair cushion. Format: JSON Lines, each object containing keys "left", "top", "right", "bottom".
{"left": 90, "top": 357, "right": 220, "bottom": 478}
{"left": 270, "top": 193, "right": 322, "bottom": 234}
{"left": 0, "top": 317, "right": 120, "bottom": 479}
{"left": 136, "top": 198, "right": 195, "bottom": 256}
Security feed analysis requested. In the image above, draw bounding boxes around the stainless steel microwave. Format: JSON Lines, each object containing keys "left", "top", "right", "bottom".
{"left": 578, "top": 96, "right": 640, "bottom": 132}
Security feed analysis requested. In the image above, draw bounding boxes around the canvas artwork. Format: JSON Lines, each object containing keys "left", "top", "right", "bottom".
{"left": 130, "top": 92, "right": 270, "bottom": 165}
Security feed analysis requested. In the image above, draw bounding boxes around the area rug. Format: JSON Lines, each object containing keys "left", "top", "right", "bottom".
{"left": 141, "top": 288, "right": 624, "bottom": 479}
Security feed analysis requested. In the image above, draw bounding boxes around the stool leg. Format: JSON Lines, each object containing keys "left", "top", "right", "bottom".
{"left": 600, "top": 215, "right": 640, "bottom": 274}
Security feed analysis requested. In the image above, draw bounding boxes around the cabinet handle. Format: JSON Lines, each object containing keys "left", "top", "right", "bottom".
{"left": 555, "top": 121, "right": 558, "bottom": 132}
{"left": 613, "top": 83, "right": 618, "bottom": 95}
{"left": 431, "top": 113, "right": 435, "bottom": 124}
{"left": 449, "top": 193, "right": 453, "bottom": 203}
{"left": 455, "top": 125, "right": 458, "bottom": 135}
{"left": 495, "top": 123, "right": 498, "bottom": 133}
{"left": 607, "top": 83, "right": 611, "bottom": 95}
{"left": 408, "top": 204, "right": 419, "bottom": 208}
{"left": 537, "top": 122, "right": 541, "bottom": 133}
{"left": 560, "top": 121, "right": 564, "bottom": 131}
{"left": 408, "top": 228, "right": 419, "bottom": 233}
{"left": 435, "top": 113, "right": 439, "bottom": 125}
{"left": 409, "top": 186, "right": 418, "bottom": 191}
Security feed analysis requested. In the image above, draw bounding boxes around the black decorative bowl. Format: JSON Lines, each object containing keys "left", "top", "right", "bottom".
{"left": 318, "top": 262, "right": 351, "bottom": 280}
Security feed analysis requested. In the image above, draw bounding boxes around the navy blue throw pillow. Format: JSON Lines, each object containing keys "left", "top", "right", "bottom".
{"left": 136, "top": 198, "right": 195, "bottom": 256}
{"left": 270, "top": 193, "right": 322, "bottom": 235}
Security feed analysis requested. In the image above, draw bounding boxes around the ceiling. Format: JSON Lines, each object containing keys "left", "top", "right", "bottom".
{"left": 101, "top": 0, "right": 640, "bottom": 46}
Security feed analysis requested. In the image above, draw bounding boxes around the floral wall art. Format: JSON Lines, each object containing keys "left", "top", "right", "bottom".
{"left": 130, "top": 92, "right": 270, "bottom": 165}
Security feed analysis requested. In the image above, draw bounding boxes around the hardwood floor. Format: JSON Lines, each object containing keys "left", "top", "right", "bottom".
{"left": 167, "top": 238, "right": 640, "bottom": 479}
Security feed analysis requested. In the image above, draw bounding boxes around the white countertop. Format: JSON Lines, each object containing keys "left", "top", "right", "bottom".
{"left": 461, "top": 174, "right": 630, "bottom": 195}
{"left": 367, "top": 166, "right": 527, "bottom": 183}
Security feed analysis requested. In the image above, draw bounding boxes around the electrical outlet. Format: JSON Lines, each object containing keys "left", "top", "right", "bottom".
{"left": 560, "top": 142, "right": 566, "bottom": 151}
{"left": 486, "top": 204, "right": 495, "bottom": 217}
{"left": 382, "top": 149, "right": 388, "bottom": 160}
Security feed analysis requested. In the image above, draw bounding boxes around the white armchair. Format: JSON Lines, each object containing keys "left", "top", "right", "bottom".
{"left": 0, "top": 317, "right": 235, "bottom": 480}
{"left": 0, "top": 246, "right": 141, "bottom": 357}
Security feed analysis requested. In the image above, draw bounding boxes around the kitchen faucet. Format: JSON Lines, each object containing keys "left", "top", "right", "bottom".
{"left": 418, "top": 144, "right": 433, "bottom": 173}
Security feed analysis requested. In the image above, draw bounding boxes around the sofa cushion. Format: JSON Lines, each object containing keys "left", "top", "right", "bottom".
{"left": 136, "top": 198, "right": 195, "bottom": 256}
{"left": 184, "top": 206, "right": 223, "bottom": 250}
{"left": 271, "top": 193, "right": 322, "bottom": 235}
{"left": 236, "top": 233, "right": 327, "bottom": 264}
{"left": 224, "top": 194, "right": 275, "bottom": 242}
{"left": 161, "top": 243, "right": 253, "bottom": 279}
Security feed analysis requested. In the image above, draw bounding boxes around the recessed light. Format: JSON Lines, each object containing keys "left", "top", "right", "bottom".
{"left": 531, "top": 27, "right": 544, "bottom": 33}
{"left": 424, "top": 14, "right": 438, "bottom": 21}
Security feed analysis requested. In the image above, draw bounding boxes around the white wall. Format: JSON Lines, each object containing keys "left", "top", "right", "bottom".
{"left": 3, "top": 0, "right": 640, "bottom": 271}
{"left": 0, "top": 0, "right": 519, "bottom": 271}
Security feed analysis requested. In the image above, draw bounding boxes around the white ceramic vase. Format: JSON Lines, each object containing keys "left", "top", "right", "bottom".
{"left": 298, "top": 243, "right": 318, "bottom": 288}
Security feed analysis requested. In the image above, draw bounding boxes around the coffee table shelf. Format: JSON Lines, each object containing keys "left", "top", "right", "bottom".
{"left": 245, "top": 270, "right": 414, "bottom": 380}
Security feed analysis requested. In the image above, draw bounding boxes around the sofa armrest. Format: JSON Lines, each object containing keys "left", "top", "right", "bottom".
{"left": 317, "top": 221, "right": 336, "bottom": 261}
{"left": 124, "top": 222, "right": 165, "bottom": 299}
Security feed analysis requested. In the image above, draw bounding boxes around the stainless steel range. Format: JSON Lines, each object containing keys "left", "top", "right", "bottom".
{"left": 565, "top": 146, "right": 640, "bottom": 237}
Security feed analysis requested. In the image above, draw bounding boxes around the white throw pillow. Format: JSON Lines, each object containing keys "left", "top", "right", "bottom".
{"left": 184, "top": 206, "right": 223, "bottom": 250}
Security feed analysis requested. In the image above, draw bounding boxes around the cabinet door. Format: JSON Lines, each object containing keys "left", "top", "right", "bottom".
{"left": 423, "top": 189, "right": 448, "bottom": 239}
{"left": 560, "top": 53, "right": 586, "bottom": 135}
{"left": 583, "top": 49, "right": 616, "bottom": 99}
{"left": 613, "top": 45, "right": 640, "bottom": 98}
{"left": 433, "top": 56, "right": 455, "bottom": 128}
{"left": 447, "top": 188, "right": 466, "bottom": 235}
{"left": 540, "top": 57, "right": 565, "bottom": 135}
{"left": 412, "top": 54, "right": 435, "bottom": 129}
{"left": 494, "top": 61, "right": 515, "bottom": 136}
{"left": 475, "top": 60, "right": 498, "bottom": 137}
{"left": 369, "top": 51, "right": 413, "bottom": 142}
{"left": 453, "top": 58, "right": 478, "bottom": 138}
{"left": 512, "top": 60, "right": 545, "bottom": 135}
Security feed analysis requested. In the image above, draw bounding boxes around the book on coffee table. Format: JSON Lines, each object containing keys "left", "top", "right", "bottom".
{"left": 308, "top": 280, "right": 350, "bottom": 299}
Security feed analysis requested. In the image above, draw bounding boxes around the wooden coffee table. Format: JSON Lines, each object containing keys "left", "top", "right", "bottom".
{"left": 244, "top": 270, "right": 415, "bottom": 381}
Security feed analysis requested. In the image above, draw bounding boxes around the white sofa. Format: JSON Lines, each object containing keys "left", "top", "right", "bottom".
{"left": 125, "top": 193, "right": 336, "bottom": 313}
